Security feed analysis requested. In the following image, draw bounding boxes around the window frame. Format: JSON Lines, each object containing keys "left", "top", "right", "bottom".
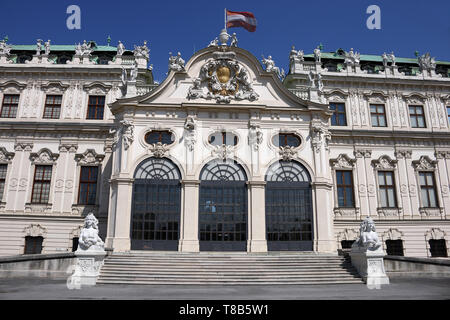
{"left": 377, "top": 170, "right": 398, "bottom": 208}
{"left": 0, "top": 164, "right": 7, "bottom": 202}
{"left": 370, "top": 104, "right": 387, "bottom": 127}
{"left": 335, "top": 170, "right": 355, "bottom": 208}
{"left": 408, "top": 105, "right": 426, "bottom": 128}
{"left": 385, "top": 239, "right": 404, "bottom": 256}
{"left": 43, "top": 95, "right": 63, "bottom": 119}
{"left": 24, "top": 236, "right": 44, "bottom": 255}
{"left": 329, "top": 102, "right": 347, "bottom": 126}
{"left": 144, "top": 130, "right": 175, "bottom": 145}
{"left": 0, "top": 94, "right": 20, "bottom": 118}
{"left": 31, "top": 165, "right": 53, "bottom": 204}
{"left": 418, "top": 171, "right": 439, "bottom": 208}
{"left": 86, "top": 95, "right": 105, "bottom": 120}
{"left": 272, "top": 133, "right": 301, "bottom": 148}
{"left": 77, "top": 166, "right": 99, "bottom": 205}
{"left": 446, "top": 106, "right": 450, "bottom": 126}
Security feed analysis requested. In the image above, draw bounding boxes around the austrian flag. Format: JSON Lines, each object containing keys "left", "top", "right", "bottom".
{"left": 226, "top": 10, "right": 257, "bottom": 32}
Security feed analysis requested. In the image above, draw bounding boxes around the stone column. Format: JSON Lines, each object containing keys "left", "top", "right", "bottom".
{"left": 435, "top": 151, "right": 450, "bottom": 218}
{"left": 404, "top": 151, "right": 420, "bottom": 218}
{"left": 179, "top": 180, "right": 200, "bottom": 252}
{"left": 395, "top": 150, "right": 412, "bottom": 219}
{"left": 107, "top": 177, "right": 134, "bottom": 252}
{"left": 354, "top": 149, "right": 370, "bottom": 217}
{"left": 247, "top": 180, "right": 267, "bottom": 252}
{"left": 312, "top": 179, "right": 336, "bottom": 253}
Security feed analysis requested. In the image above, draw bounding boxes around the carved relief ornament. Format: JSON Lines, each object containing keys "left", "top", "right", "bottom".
{"left": 412, "top": 156, "right": 437, "bottom": 171}
{"left": 187, "top": 51, "right": 259, "bottom": 103}
{"left": 0, "top": 147, "right": 15, "bottom": 163}
{"left": 30, "top": 148, "right": 59, "bottom": 164}
{"left": 74, "top": 149, "right": 105, "bottom": 165}
{"left": 330, "top": 154, "right": 356, "bottom": 169}
{"left": 371, "top": 155, "right": 397, "bottom": 170}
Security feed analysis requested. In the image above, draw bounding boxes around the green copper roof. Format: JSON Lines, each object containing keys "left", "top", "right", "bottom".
{"left": 11, "top": 44, "right": 119, "bottom": 52}
{"left": 304, "top": 51, "right": 450, "bottom": 65}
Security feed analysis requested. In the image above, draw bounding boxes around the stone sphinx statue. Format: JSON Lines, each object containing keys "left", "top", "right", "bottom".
{"left": 77, "top": 213, "right": 105, "bottom": 252}
{"left": 352, "top": 216, "right": 382, "bottom": 251}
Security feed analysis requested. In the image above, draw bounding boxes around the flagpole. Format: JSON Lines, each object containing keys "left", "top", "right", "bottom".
{"left": 224, "top": 8, "right": 227, "bottom": 30}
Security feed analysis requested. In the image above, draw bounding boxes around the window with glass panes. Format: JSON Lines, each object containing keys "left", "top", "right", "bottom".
{"left": 273, "top": 133, "right": 301, "bottom": 147}
{"left": 1, "top": 94, "right": 20, "bottom": 118}
{"left": 419, "top": 172, "right": 438, "bottom": 208}
{"left": 378, "top": 171, "right": 397, "bottom": 208}
{"left": 336, "top": 170, "right": 355, "bottom": 207}
{"left": 370, "top": 104, "right": 387, "bottom": 127}
{"left": 31, "top": 165, "right": 52, "bottom": 204}
{"left": 429, "top": 239, "right": 448, "bottom": 257}
{"left": 329, "top": 102, "right": 347, "bottom": 126}
{"left": 0, "top": 164, "right": 7, "bottom": 199}
{"left": 43, "top": 95, "right": 62, "bottom": 119}
{"left": 409, "top": 105, "right": 426, "bottom": 128}
{"left": 78, "top": 166, "right": 98, "bottom": 205}
{"left": 86, "top": 96, "right": 105, "bottom": 120}
{"left": 24, "top": 236, "right": 43, "bottom": 254}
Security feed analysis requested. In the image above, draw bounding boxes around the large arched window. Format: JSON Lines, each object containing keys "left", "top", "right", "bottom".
{"left": 198, "top": 159, "right": 248, "bottom": 251}
{"left": 131, "top": 157, "right": 181, "bottom": 250}
{"left": 265, "top": 160, "right": 313, "bottom": 251}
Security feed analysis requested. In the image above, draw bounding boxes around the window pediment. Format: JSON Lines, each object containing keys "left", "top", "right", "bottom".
{"left": 371, "top": 155, "right": 397, "bottom": 170}
{"left": 0, "top": 80, "right": 25, "bottom": 94}
{"left": 412, "top": 156, "right": 437, "bottom": 171}
{"left": 75, "top": 149, "right": 105, "bottom": 165}
{"left": 30, "top": 148, "right": 59, "bottom": 165}
{"left": 0, "top": 147, "right": 15, "bottom": 163}
{"left": 330, "top": 154, "right": 356, "bottom": 169}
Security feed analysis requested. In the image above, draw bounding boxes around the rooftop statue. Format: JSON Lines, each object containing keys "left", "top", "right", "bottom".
{"left": 208, "top": 37, "right": 219, "bottom": 47}
{"left": 168, "top": 51, "right": 185, "bottom": 72}
{"left": 134, "top": 40, "right": 149, "bottom": 60}
{"left": 389, "top": 51, "right": 396, "bottom": 66}
{"left": 314, "top": 46, "right": 321, "bottom": 63}
{"left": 117, "top": 40, "right": 125, "bottom": 56}
{"left": 230, "top": 33, "right": 238, "bottom": 47}
{"left": 418, "top": 52, "right": 436, "bottom": 71}
{"left": 129, "top": 61, "right": 138, "bottom": 81}
{"left": 0, "top": 40, "right": 12, "bottom": 55}
{"left": 75, "top": 40, "right": 92, "bottom": 56}
{"left": 382, "top": 52, "right": 388, "bottom": 67}
{"left": 77, "top": 213, "right": 105, "bottom": 252}
{"left": 44, "top": 40, "right": 51, "bottom": 55}
{"left": 261, "top": 55, "right": 285, "bottom": 79}
{"left": 36, "top": 39, "right": 42, "bottom": 56}
{"left": 352, "top": 217, "right": 382, "bottom": 251}
{"left": 344, "top": 48, "right": 360, "bottom": 66}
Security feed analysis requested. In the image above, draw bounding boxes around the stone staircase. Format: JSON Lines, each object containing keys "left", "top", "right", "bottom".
{"left": 97, "top": 252, "right": 363, "bottom": 285}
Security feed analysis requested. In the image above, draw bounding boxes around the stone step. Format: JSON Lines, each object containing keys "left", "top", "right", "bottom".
{"left": 100, "top": 269, "right": 358, "bottom": 275}
{"left": 96, "top": 279, "right": 364, "bottom": 285}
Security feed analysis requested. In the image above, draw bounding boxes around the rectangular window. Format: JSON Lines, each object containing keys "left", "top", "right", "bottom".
{"left": 31, "top": 165, "right": 52, "bottom": 204}
{"left": 329, "top": 102, "right": 347, "bottom": 126}
{"left": 341, "top": 240, "right": 355, "bottom": 249}
{"left": 0, "top": 164, "right": 7, "bottom": 200}
{"left": 43, "top": 95, "right": 62, "bottom": 119}
{"left": 409, "top": 105, "right": 426, "bottom": 128}
{"left": 86, "top": 96, "right": 105, "bottom": 120}
{"left": 336, "top": 170, "right": 355, "bottom": 208}
{"left": 386, "top": 239, "right": 404, "bottom": 256}
{"left": 24, "top": 236, "right": 43, "bottom": 254}
{"left": 419, "top": 172, "right": 438, "bottom": 208}
{"left": 429, "top": 239, "right": 448, "bottom": 257}
{"left": 370, "top": 104, "right": 387, "bottom": 127}
{"left": 78, "top": 166, "right": 98, "bottom": 205}
{"left": 378, "top": 171, "right": 397, "bottom": 208}
{"left": 1, "top": 94, "right": 20, "bottom": 118}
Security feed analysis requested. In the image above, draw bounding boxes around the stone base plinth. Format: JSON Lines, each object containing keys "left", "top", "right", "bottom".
{"left": 67, "top": 250, "right": 107, "bottom": 289}
{"left": 350, "top": 247, "right": 390, "bottom": 289}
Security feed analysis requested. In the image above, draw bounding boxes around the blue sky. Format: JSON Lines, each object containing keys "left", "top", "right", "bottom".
{"left": 1, "top": 0, "right": 449, "bottom": 82}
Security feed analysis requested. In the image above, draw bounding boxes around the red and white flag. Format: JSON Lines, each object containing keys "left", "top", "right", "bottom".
{"left": 226, "top": 10, "right": 257, "bottom": 32}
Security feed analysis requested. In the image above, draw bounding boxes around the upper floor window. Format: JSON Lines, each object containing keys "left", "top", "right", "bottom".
{"left": 87, "top": 96, "right": 105, "bottom": 120}
{"left": 0, "top": 164, "right": 7, "bottom": 200}
{"left": 1, "top": 94, "right": 20, "bottom": 118}
{"left": 78, "top": 166, "right": 98, "bottom": 205}
{"left": 336, "top": 170, "right": 355, "bottom": 208}
{"left": 272, "top": 133, "right": 301, "bottom": 148}
{"left": 419, "top": 172, "right": 438, "bottom": 208}
{"left": 409, "top": 105, "right": 426, "bottom": 128}
{"left": 31, "top": 165, "right": 52, "bottom": 204}
{"left": 329, "top": 103, "right": 347, "bottom": 126}
{"left": 144, "top": 130, "right": 175, "bottom": 145}
{"left": 370, "top": 104, "right": 387, "bottom": 127}
{"left": 43, "top": 95, "right": 62, "bottom": 119}
{"left": 208, "top": 131, "right": 238, "bottom": 146}
{"left": 378, "top": 171, "right": 397, "bottom": 208}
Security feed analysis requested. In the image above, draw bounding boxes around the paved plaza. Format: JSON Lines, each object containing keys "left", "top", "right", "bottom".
{"left": 0, "top": 277, "right": 449, "bottom": 300}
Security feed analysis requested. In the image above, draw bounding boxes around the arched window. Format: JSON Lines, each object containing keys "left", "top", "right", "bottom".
{"left": 131, "top": 157, "right": 181, "bottom": 250}
{"left": 265, "top": 161, "right": 313, "bottom": 251}
{"left": 198, "top": 159, "right": 247, "bottom": 251}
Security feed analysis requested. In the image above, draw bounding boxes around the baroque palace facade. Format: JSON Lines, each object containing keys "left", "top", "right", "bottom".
{"left": 0, "top": 31, "right": 449, "bottom": 258}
